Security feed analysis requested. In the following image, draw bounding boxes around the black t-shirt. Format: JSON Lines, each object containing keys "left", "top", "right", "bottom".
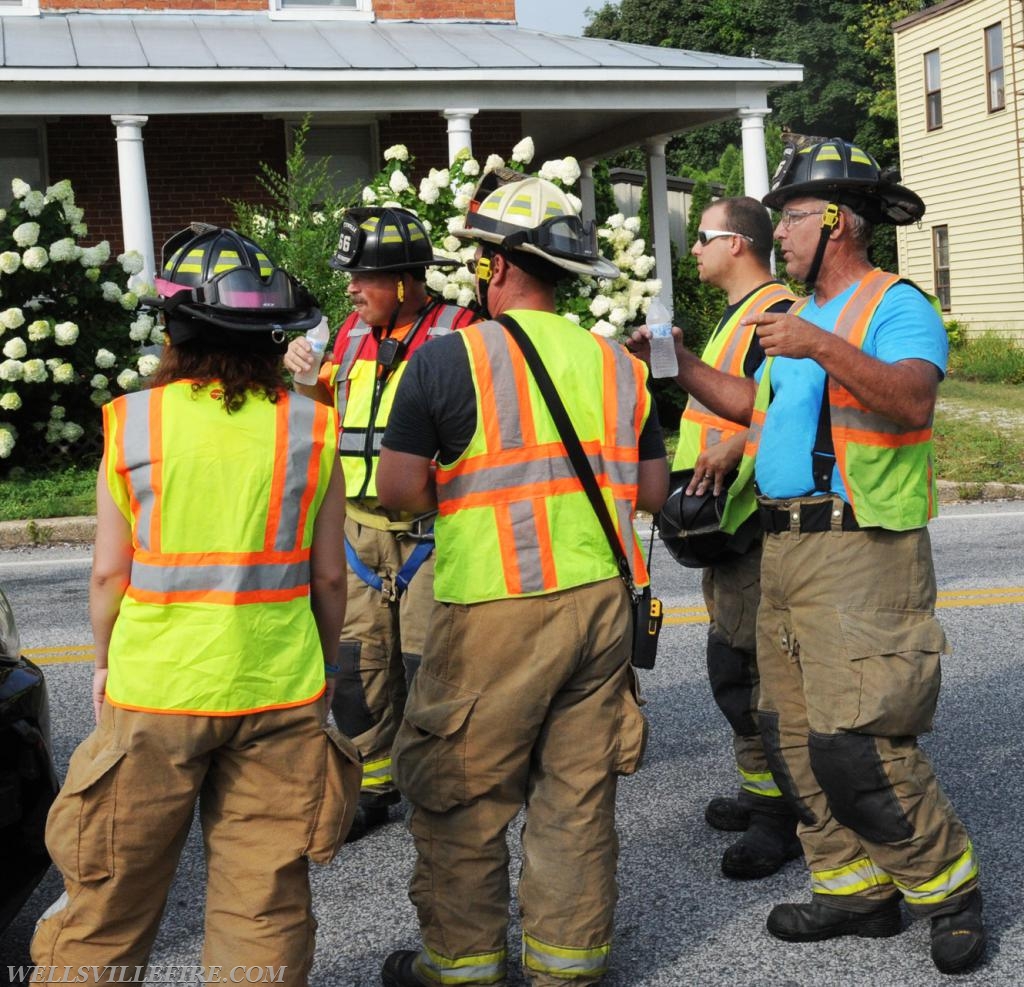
{"left": 383, "top": 328, "right": 666, "bottom": 465}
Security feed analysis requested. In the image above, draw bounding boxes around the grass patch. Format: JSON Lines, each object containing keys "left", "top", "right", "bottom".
{"left": 0, "top": 465, "right": 97, "bottom": 522}
{"left": 934, "top": 380, "right": 1024, "bottom": 484}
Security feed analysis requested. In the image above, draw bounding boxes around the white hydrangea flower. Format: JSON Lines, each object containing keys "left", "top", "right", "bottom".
{"left": 0, "top": 308, "right": 25, "bottom": 331}
{"left": 442, "top": 282, "right": 460, "bottom": 301}
{"left": 484, "top": 154, "right": 505, "bottom": 174}
{"left": 453, "top": 192, "right": 471, "bottom": 211}
{"left": 628, "top": 239, "right": 647, "bottom": 257}
{"left": 538, "top": 160, "right": 561, "bottom": 183}
{"left": 101, "top": 282, "right": 123, "bottom": 303}
{"left": 80, "top": 242, "right": 111, "bottom": 267}
{"left": 0, "top": 427, "right": 14, "bottom": 459}
{"left": 91, "top": 389, "right": 112, "bottom": 407}
{"left": 52, "top": 363, "right": 75, "bottom": 384}
{"left": 129, "top": 317, "right": 153, "bottom": 342}
{"left": 462, "top": 158, "right": 480, "bottom": 177}
{"left": 71, "top": 223, "right": 89, "bottom": 238}
{"left": 456, "top": 286, "right": 476, "bottom": 308}
{"left": 311, "top": 212, "right": 325, "bottom": 227}
{"left": 0, "top": 251, "right": 21, "bottom": 275}
{"left": 578, "top": 282, "right": 593, "bottom": 298}
{"left": 383, "top": 144, "right": 410, "bottom": 162}
{"left": 63, "top": 203, "right": 85, "bottom": 225}
{"left": 605, "top": 213, "right": 625, "bottom": 230}
{"left": 137, "top": 354, "right": 160, "bottom": 377}
{"left": 389, "top": 170, "right": 410, "bottom": 195}
{"left": 589, "top": 295, "right": 612, "bottom": 318}
{"left": 624, "top": 216, "right": 641, "bottom": 233}
{"left": 425, "top": 269, "right": 449, "bottom": 293}
{"left": 13, "top": 223, "right": 40, "bottom": 247}
{"left": 119, "top": 291, "right": 139, "bottom": 311}
{"left": 45, "top": 179, "right": 74, "bottom": 203}
{"left": 90, "top": 373, "right": 109, "bottom": 389}
{"left": 511, "top": 137, "right": 535, "bottom": 164}
{"left": 55, "top": 322, "right": 79, "bottom": 346}
{"left": 0, "top": 359, "right": 25, "bottom": 382}
{"left": 566, "top": 193, "right": 583, "bottom": 214}
{"left": 117, "top": 368, "right": 141, "bottom": 390}
{"left": 22, "top": 247, "right": 48, "bottom": 271}
{"left": 362, "top": 186, "right": 378, "bottom": 204}
{"left": 427, "top": 167, "right": 450, "bottom": 188}
{"left": 590, "top": 319, "right": 617, "bottom": 338}
{"left": 0, "top": 391, "right": 22, "bottom": 411}
{"left": 49, "top": 238, "right": 81, "bottom": 263}
{"left": 95, "top": 348, "right": 116, "bottom": 369}
{"left": 60, "top": 422, "right": 84, "bottom": 443}
{"left": 632, "top": 255, "right": 655, "bottom": 278}
{"left": 418, "top": 178, "right": 440, "bottom": 205}
{"left": 21, "top": 358, "right": 47, "bottom": 381}
{"left": 447, "top": 216, "right": 465, "bottom": 234}
{"left": 609, "top": 306, "right": 629, "bottom": 327}
{"left": 149, "top": 325, "right": 166, "bottom": 345}
{"left": 442, "top": 235, "right": 461, "bottom": 253}
{"left": 27, "top": 320, "right": 51, "bottom": 342}
{"left": 118, "top": 250, "right": 144, "bottom": 275}
{"left": 85, "top": 268, "right": 101, "bottom": 283}
{"left": 46, "top": 358, "right": 63, "bottom": 372}
{"left": 50, "top": 405, "right": 66, "bottom": 421}
{"left": 563, "top": 312, "right": 582, "bottom": 325}
{"left": 23, "top": 191, "right": 46, "bottom": 216}
{"left": 11, "top": 178, "right": 30, "bottom": 200}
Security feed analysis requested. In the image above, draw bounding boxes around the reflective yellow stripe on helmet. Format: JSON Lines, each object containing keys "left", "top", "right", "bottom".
{"left": 811, "top": 857, "right": 894, "bottom": 896}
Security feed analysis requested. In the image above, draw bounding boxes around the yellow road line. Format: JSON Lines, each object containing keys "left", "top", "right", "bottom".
{"left": 21, "top": 587, "right": 1024, "bottom": 663}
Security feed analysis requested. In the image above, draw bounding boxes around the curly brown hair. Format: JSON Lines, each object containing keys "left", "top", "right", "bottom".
{"left": 149, "top": 339, "right": 287, "bottom": 413}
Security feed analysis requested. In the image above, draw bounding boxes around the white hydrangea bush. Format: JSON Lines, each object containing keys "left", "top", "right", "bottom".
{"left": 362, "top": 139, "right": 660, "bottom": 331}
{"left": 0, "top": 177, "right": 159, "bottom": 466}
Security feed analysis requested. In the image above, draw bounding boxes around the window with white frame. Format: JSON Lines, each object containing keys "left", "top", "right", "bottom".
{"left": 270, "top": 0, "right": 372, "bottom": 19}
{"left": 985, "top": 23, "right": 1005, "bottom": 112}
{"left": 293, "top": 123, "right": 376, "bottom": 201}
{"left": 932, "top": 225, "right": 951, "bottom": 312}
{"left": 0, "top": 123, "right": 46, "bottom": 197}
{"left": 0, "top": 0, "right": 40, "bottom": 14}
{"left": 924, "top": 49, "right": 942, "bottom": 130}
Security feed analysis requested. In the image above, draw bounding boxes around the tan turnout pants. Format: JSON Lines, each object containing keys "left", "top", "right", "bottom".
{"left": 31, "top": 700, "right": 361, "bottom": 985}
{"left": 393, "top": 578, "right": 648, "bottom": 987}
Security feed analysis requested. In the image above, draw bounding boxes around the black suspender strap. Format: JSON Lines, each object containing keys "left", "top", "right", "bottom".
{"left": 811, "top": 380, "right": 835, "bottom": 493}
{"left": 495, "top": 313, "right": 638, "bottom": 602}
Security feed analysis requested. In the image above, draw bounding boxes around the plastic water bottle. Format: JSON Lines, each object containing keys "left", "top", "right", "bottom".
{"left": 647, "top": 298, "right": 677, "bottom": 379}
{"left": 292, "top": 317, "right": 329, "bottom": 386}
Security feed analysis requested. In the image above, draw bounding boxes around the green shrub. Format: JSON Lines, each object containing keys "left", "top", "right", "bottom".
{"left": 944, "top": 319, "right": 967, "bottom": 351}
{"left": 948, "top": 332, "right": 1024, "bottom": 385}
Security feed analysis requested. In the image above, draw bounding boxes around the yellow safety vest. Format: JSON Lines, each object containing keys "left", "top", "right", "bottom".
{"left": 434, "top": 311, "right": 652, "bottom": 604}
{"left": 101, "top": 382, "right": 338, "bottom": 714}
{"left": 722, "top": 270, "right": 942, "bottom": 532}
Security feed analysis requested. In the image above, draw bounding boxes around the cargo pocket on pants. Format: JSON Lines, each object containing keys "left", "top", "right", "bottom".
{"left": 392, "top": 670, "right": 478, "bottom": 813}
{"left": 46, "top": 745, "right": 126, "bottom": 883}
{"left": 613, "top": 667, "right": 648, "bottom": 776}
{"left": 305, "top": 726, "right": 363, "bottom": 864}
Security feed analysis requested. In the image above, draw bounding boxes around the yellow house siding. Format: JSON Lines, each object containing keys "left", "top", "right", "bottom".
{"left": 895, "top": 0, "right": 1024, "bottom": 337}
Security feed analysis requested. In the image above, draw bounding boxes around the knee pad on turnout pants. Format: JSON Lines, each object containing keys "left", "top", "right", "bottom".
{"left": 706, "top": 630, "right": 757, "bottom": 737}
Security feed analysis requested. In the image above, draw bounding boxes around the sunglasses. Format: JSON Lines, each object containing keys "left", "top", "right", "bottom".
{"left": 697, "top": 229, "right": 755, "bottom": 246}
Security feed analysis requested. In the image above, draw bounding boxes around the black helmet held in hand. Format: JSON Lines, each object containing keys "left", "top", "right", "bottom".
{"left": 330, "top": 207, "right": 457, "bottom": 273}
{"left": 656, "top": 469, "right": 760, "bottom": 568}
{"left": 763, "top": 137, "right": 925, "bottom": 226}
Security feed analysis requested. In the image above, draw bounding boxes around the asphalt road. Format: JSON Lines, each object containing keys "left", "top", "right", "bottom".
{"left": 1, "top": 502, "right": 1022, "bottom": 986}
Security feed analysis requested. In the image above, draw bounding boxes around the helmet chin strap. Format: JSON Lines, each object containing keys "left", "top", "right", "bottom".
{"left": 804, "top": 202, "right": 842, "bottom": 289}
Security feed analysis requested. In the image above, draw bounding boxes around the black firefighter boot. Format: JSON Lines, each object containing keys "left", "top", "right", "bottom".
{"left": 346, "top": 790, "right": 401, "bottom": 843}
{"left": 929, "top": 888, "right": 986, "bottom": 974}
{"left": 720, "top": 795, "right": 802, "bottom": 879}
{"left": 704, "top": 793, "right": 751, "bottom": 832}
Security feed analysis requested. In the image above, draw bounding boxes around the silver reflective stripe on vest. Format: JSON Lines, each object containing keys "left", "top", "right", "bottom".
{"left": 334, "top": 320, "right": 372, "bottom": 421}
{"left": 443, "top": 451, "right": 637, "bottom": 501}
{"left": 830, "top": 402, "right": 931, "bottom": 436}
{"left": 522, "top": 935, "right": 610, "bottom": 978}
{"left": 477, "top": 324, "right": 525, "bottom": 448}
{"left": 274, "top": 395, "right": 319, "bottom": 552}
{"left": 608, "top": 342, "right": 647, "bottom": 449}
{"left": 339, "top": 429, "right": 383, "bottom": 454}
{"left": 508, "top": 499, "right": 546, "bottom": 594}
{"left": 130, "top": 559, "right": 311, "bottom": 595}
{"left": 426, "top": 302, "right": 465, "bottom": 337}
{"left": 122, "top": 391, "right": 158, "bottom": 552}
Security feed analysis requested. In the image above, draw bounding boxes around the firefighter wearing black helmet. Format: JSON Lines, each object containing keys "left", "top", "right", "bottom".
{"left": 634, "top": 138, "right": 985, "bottom": 975}
{"left": 284, "top": 207, "right": 477, "bottom": 842}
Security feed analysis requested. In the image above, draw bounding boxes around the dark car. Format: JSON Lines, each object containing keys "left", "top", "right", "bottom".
{"left": 0, "top": 586, "right": 58, "bottom": 933}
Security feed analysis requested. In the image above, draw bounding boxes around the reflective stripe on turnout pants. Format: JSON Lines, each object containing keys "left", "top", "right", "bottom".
{"left": 393, "top": 577, "right": 648, "bottom": 986}
{"left": 31, "top": 700, "right": 361, "bottom": 984}
{"left": 332, "top": 511, "right": 440, "bottom": 800}
{"left": 755, "top": 523, "right": 978, "bottom": 912}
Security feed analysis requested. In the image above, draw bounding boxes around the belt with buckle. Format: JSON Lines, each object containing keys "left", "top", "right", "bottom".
{"left": 757, "top": 498, "right": 860, "bottom": 534}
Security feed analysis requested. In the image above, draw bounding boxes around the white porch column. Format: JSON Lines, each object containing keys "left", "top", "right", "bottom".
{"left": 111, "top": 115, "right": 155, "bottom": 288}
{"left": 739, "top": 108, "right": 772, "bottom": 202}
{"left": 442, "top": 108, "right": 479, "bottom": 164}
{"left": 645, "top": 137, "right": 673, "bottom": 312}
{"left": 579, "top": 159, "right": 597, "bottom": 224}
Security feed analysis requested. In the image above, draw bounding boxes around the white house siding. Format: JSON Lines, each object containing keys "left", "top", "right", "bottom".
{"left": 895, "top": 0, "right": 1024, "bottom": 338}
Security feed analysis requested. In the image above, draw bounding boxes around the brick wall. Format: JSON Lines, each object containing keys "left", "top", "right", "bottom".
{"left": 47, "top": 116, "right": 285, "bottom": 257}
{"left": 39, "top": 0, "right": 515, "bottom": 15}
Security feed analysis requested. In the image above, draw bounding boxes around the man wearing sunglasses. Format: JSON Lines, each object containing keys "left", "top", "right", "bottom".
{"left": 284, "top": 207, "right": 477, "bottom": 843}
{"left": 650, "top": 197, "right": 802, "bottom": 881}
{"left": 643, "top": 138, "right": 985, "bottom": 976}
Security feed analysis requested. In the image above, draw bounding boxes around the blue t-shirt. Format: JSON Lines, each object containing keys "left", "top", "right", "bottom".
{"left": 754, "top": 280, "right": 948, "bottom": 501}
